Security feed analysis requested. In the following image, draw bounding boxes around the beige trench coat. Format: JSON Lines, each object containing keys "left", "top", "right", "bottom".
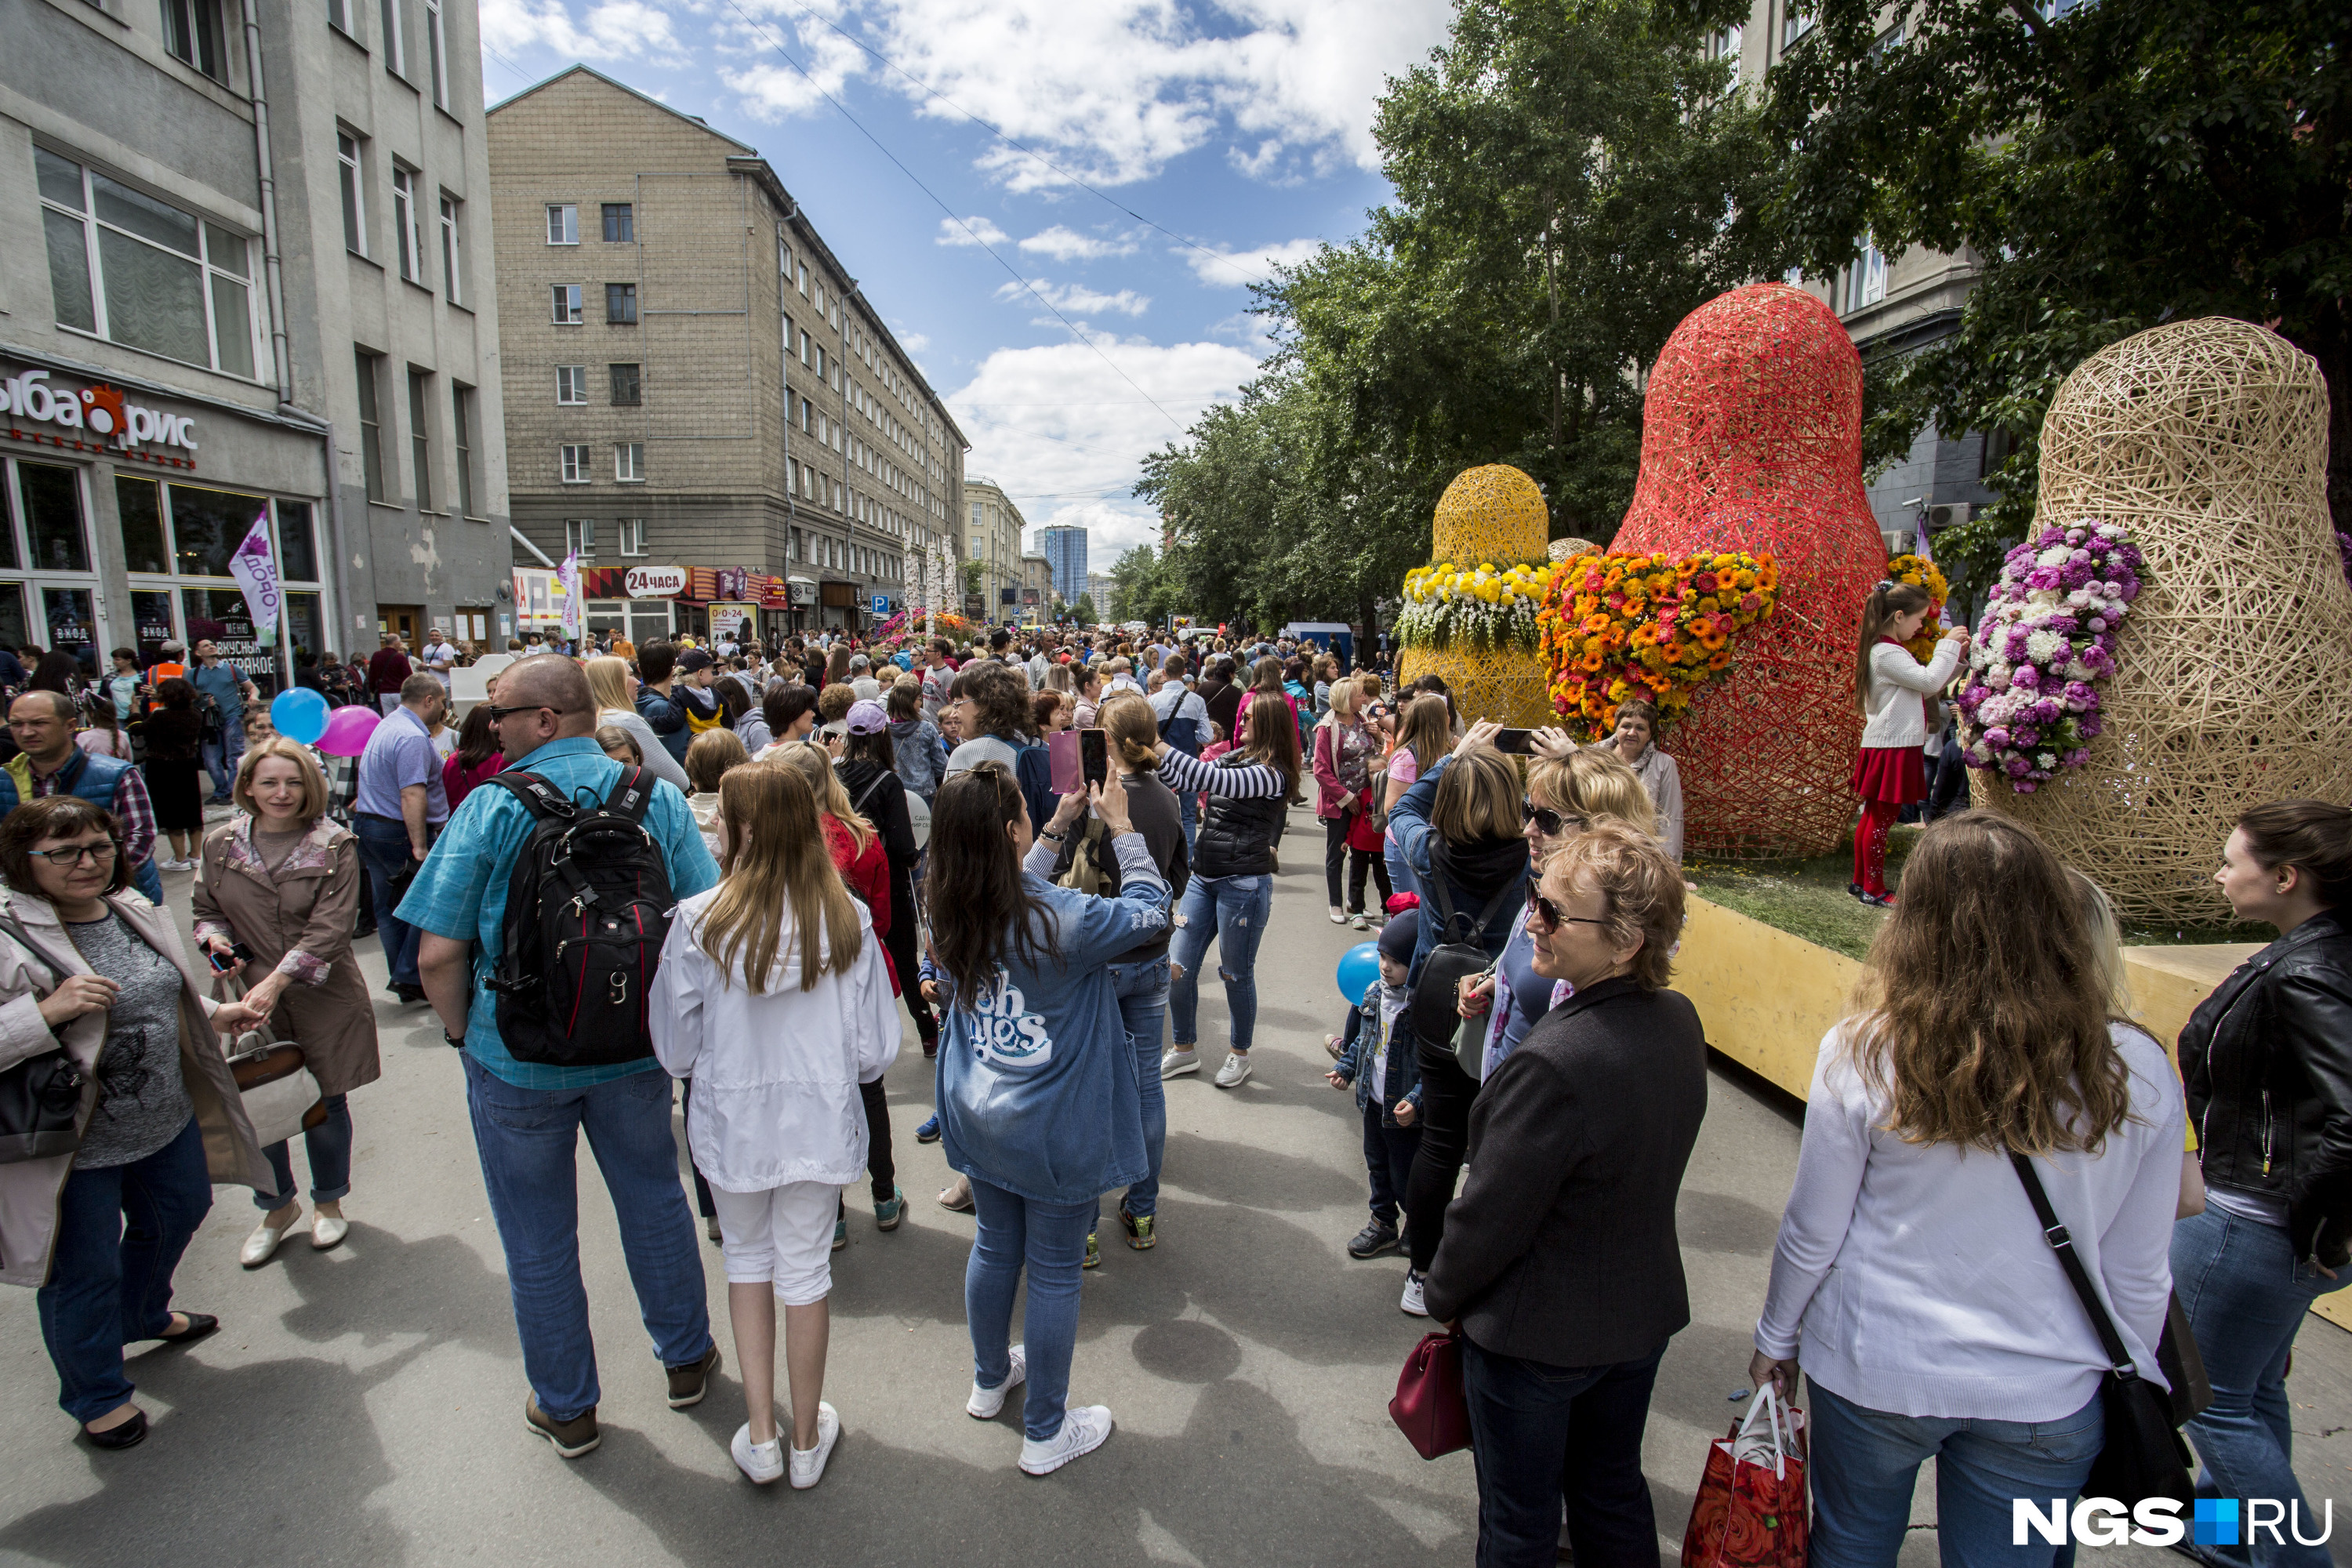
{"left": 191, "top": 816, "right": 380, "bottom": 1098}
{"left": 0, "top": 887, "right": 270, "bottom": 1289}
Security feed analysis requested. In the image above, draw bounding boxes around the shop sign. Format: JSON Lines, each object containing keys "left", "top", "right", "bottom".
{"left": 710, "top": 603, "right": 753, "bottom": 636}
{"left": 0, "top": 367, "right": 200, "bottom": 466}
{"left": 626, "top": 565, "right": 687, "bottom": 598}
{"left": 715, "top": 567, "right": 749, "bottom": 601}
{"left": 788, "top": 579, "right": 818, "bottom": 606}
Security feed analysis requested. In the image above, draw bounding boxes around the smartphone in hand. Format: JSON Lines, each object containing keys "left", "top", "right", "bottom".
{"left": 1079, "top": 728, "right": 1109, "bottom": 788}
{"left": 1493, "top": 727, "right": 1537, "bottom": 755}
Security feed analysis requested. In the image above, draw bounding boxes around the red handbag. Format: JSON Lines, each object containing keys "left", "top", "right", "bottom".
{"left": 1389, "top": 1330, "right": 1473, "bottom": 1459}
{"left": 1682, "top": 1385, "right": 1809, "bottom": 1568}
{"left": 1347, "top": 789, "right": 1386, "bottom": 853}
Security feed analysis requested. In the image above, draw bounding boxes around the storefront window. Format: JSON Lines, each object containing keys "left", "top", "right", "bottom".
{"left": 16, "top": 461, "right": 87, "bottom": 572}
{"left": 130, "top": 589, "right": 175, "bottom": 665}
{"left": 286, "top": 591, "right": 322, "bottom": 665}
{"left": 277, "top": 499, "right": 318, "bottom": 582}
{"left": 117, "top": 475, "right": 170, "bottom": 573}
{"left": 44, "top": 587, "right": 98, "bottom": 672}
{"left": 0, "top": 584, "right": 28, "bottom": 652}
{"left": 167, "top": 483, "right": 268, "bottom": 578}
{"left": 181, "top": 585, "right": 278, "bottom": 693}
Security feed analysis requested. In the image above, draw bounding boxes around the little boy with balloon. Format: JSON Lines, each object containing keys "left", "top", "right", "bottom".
{"left": 1322, "top": 901, "right": 1424, "bottom": 1262}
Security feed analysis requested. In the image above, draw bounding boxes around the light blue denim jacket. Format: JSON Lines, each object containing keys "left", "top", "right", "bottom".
{"left": 1332, "top": 978, "right": 1423, "bottom": 1123}
{"left": 1387, "top": 755, "right": 1527, "bottom": 982}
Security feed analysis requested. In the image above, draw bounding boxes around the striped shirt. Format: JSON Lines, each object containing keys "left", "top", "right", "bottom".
{"left": 1156, "top": 746, "right": 1288, "bottom": 799}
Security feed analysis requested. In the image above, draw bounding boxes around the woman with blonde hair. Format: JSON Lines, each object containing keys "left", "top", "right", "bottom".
{"left": 585, "top": 655, "right": 688, "bottom": 791}
{"left": 1751, "top": 811, "right": 2183, "bottom": 1567}
{"left": 1312, "top": 679, "right": 1390, "bottom": 927}
{"left": 1382, "top": 694, "right": 1454, "bottom": 899}
{"left": 652, "top": 764, "right": 898, "bottom": 1488}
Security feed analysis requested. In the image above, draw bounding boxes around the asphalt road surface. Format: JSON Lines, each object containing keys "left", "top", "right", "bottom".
{"left": 2, "top": 801, "right": 2346, "bottom": 1567}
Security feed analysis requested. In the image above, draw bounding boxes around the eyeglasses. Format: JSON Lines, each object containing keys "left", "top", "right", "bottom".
{"left": 1525, "top": 888, "right": 1609, "bottom": 935}
{"left": 34, "top": 842, "right": 116, "bottom": 867}
{"left": 1524, "top": 798, "right": 1586, "bottom": 837}
{"left": 482, "top": 702, "right": 557, "bottom": 724}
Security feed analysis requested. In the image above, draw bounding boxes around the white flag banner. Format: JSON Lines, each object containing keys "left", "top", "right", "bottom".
{"left": 558, "top": 550, "right": 583, "bottom": 639}
{"left": 228, "top": 509, "right": 281, "bottom": 648}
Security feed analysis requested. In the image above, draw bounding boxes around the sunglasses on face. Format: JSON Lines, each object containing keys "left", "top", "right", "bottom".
{"left": 1525, "top": 887, "right": 1609, "bottom": 935}
{"left": 1523, "top": 798, "right": 1586, "bottom": 837}
{"left": 482, "top": 702, "right": 556, "bottom": 724}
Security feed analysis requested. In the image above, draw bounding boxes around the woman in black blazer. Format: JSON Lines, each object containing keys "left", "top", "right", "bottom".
{"left": 1424, "top": 822, "right": 1706, "bottom": 1568}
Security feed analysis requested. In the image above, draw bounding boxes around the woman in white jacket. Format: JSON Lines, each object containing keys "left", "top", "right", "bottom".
{"left": 1849, "top": 580, "right": 1965, "bottom": 906}
{"left": 651, "top": 762, "right": 899, "bottom": 1490}
{"left": 1750, "top": 813, "right": 2183, "bottom": 1568}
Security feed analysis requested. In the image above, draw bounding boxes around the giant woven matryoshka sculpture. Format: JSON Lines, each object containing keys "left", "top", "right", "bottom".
{"left": 1610, "top": 283, "right": 1889, "bottom": 857}
{"left": 1395, "top": 464, "right": 1558, "bottom": 728}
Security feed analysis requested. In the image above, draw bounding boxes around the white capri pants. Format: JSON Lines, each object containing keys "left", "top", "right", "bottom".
{"left": 709, "top": 1181, "right": 840, "bottom": 1305}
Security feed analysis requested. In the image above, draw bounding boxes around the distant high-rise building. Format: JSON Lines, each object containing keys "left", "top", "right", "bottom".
{"left": 1037, "top": 525, "right": 1088, "bottom": 606}
{"left": 1087, "top": 572, "right": 1118, "bottom": 622}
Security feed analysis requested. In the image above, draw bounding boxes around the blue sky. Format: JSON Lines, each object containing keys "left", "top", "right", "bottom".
{"left": 477, "top": 0, "right": 1455, "bottom": 575}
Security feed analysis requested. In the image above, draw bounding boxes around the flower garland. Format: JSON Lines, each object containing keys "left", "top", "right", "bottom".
{"left": 873, "top": 608, "right": 975, "bottom": 643}
{"left": 1955, "top": 519, "right": 2144, "bottom": 792}
{"left": 1396, "top": 560, "right": 1548, "bottom": 652}
{"left": 1536, "top": 550, "right": 1780, "bottom": 736}
{"left": 1884, "top": 553, "right": 1951, "bottom": 663}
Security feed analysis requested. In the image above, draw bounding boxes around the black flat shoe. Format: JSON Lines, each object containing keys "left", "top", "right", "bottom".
{"left": 154, "top": 1312, "right": 218, "bottom": 1347}
{"left": 82, "top": 1409, "right": 148, "bottom": 1450}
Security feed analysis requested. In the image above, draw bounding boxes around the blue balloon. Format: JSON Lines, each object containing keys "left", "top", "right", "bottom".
{"left": 270, "top": 686, "right": 330, "bottom": 746}
{"left": 1335, "top": 942, "right": 1382, "bottom": 1004}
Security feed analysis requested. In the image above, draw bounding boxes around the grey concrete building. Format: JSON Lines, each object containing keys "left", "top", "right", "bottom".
{"left": 961, "top": 476, "right": 1024, "bottom": 618}
{"left": 486, "top": 66, "right": 964, "bottom": 640}
{"left": 2, "top": 0, "right": 512, "bottom": 683}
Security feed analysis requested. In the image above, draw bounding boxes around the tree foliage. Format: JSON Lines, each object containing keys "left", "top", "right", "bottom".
{"left": 1070, "top": 593, "right": 1098, "bottom": 626}
{"left": 1764, "top": 0, "right": 2352, "bottom": 578}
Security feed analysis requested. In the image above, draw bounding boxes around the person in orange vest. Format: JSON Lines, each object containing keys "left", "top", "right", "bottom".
{"left": 147, "top": 639, "right": 188, "bottom": 686}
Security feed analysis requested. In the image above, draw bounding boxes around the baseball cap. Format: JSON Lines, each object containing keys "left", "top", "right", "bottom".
{"left": 845, "top": 699, "right": 889, "bottom": 735}
{"left": 677, "top": 648, "right": 715, "bottom": 673}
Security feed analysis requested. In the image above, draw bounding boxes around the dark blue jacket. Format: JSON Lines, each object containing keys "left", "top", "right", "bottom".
{"left": 1389, "top": 755, "right": 1527, "bottom": 982}
{"left": 0, "top": 750, "right": 163, "bottom": 903}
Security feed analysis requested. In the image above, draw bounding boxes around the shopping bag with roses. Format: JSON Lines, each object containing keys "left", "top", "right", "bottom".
{"left": 1681, "top": 1382, "right": 1808, "bottom": 1568}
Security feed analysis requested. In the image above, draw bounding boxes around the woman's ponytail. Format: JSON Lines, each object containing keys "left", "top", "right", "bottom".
{"left": 1854, "top": 579, "right": 1933, "bottom": 713}
{"left": 2238, "top": 800, "right": 2352, "bottom": 909}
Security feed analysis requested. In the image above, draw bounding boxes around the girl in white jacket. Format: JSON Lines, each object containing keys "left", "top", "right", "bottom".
{"left": 651, "top": 762, "right": 900, "bottom": 1489}
{"left": 1849, "top": 580, "right": 1966, "bottom": 906}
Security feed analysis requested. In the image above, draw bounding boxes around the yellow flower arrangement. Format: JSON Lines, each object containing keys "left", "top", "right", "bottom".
{"left": 1884, "top": 553, "right": 1951, "bottom": 662}
{"left": 1396, "top": 558, "right": 1548, "bottom": 652}
{"left": 1534, "top": 549, "right": 1780, "bottom": 738}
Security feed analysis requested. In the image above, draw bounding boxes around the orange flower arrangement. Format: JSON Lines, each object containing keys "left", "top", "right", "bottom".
{"left": 1535, "top": 549, "right": 1780, "bottom": 738}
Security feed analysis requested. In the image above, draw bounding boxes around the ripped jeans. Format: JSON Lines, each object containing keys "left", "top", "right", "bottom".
{"left": 1167, "top": 873, "right": 1272, "bottom": 1054}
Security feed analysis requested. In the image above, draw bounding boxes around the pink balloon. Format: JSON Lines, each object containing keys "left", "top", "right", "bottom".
{"left": 316, "top": 704, "right": 382, "bottom": 757}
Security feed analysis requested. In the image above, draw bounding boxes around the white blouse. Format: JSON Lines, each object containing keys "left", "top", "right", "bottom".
{"left": 1859, "top": 637, "right": 1961, "bottom": 750}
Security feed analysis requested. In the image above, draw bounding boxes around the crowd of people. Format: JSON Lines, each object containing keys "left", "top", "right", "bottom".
{"left": 0, "top": 607, "right": 2342, "bottom": 1568}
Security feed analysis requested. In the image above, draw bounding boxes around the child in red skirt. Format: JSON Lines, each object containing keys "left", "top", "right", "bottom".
{"left": 1850, "top": 580, "right": 1968, "bottom": 905}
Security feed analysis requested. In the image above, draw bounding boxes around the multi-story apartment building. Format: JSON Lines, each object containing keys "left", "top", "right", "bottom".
{"left": 2, "top": 0, "right": 510, "bottom": 681}
{"left": 1036, "top": 523, "right": 1087, "bottom": 608}
{"left": 1719, "top": 5, "right": 2000, "bottom": 558}
{"left": 488, "top": 67, "right": 964, "bottom": 640}
{"left": 1086, "top": 570, "right": 1116, "bottom": 622}
{"left": 962, "top": 476, "right": 1025, "bottom": 619}
{"left": 1018, "top": 550, "right": 1054, "bottom": 619}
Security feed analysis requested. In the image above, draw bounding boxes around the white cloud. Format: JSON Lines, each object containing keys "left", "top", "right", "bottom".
{"left": 483, "top": 0, "right": 685, "bottom": 63}
{"left": 935, "top": 216, "right": 1011, "bottom": 248}
{"left": 1181, "top": 237, "right": 1323, "bottom": 286}
{"left": 996, "top": 279, "right": 1152, "bottom": 318}
{"left": 717, "top": 15, "right": 868, "bottom": 118}
{"left": 947, "top": 337, "right": 1261, "bottom": 560}
{"left": 1017, "top": 225, "right": 1141, "bottom": 262}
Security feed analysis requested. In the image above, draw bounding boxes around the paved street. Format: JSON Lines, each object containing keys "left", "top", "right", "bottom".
{"left": 2, "top": 802, "right": 2346, "bottom": 1568}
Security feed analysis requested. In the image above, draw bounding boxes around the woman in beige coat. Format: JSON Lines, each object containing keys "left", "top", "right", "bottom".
{"left": 0, "top": 794, "right": 269, "bottom": 1449}
{"left": 192, "top": 738, "right": 379, "bottom": 1266}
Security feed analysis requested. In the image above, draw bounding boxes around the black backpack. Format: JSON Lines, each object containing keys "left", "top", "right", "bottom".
{"left": 482, "top": 768, "right": 675, "bottom": 1068}
{"left": 1409, "top": 871, "right": 1526, "bottom": 1076}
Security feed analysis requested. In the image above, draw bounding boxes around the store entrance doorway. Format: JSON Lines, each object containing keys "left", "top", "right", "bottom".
{"left": 377, "top": 604, "right": 423, "bottom": 645}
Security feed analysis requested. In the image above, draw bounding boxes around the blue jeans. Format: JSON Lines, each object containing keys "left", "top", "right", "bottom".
{"left": 1167, "top": 873, "right": 1272, "bottom": 1053}
{"left": 966, "top": 1175, "right": 1093, "bottom": 1442}
{"left": 1459, "top": 1336, "right": 1667, "bottom": 1568}
{"left": 199, "top": 717, "right": 244, "bottom": 800}
{"left": 35, "top": 1116, "right": 212, "bottom": 1423}
{"left": 1177, "top": 790, "right": 1198, "bottom": 856}
{"left": 1806, "top": 1379, "right": 2104, "bottom": 1568}
{"left": 256, "top": 1094, "right": 353, "bottom": 1208}
{"left": 461, "top": 1054, "right": 713, "bottom": 1423}
{"left": 2172, "top": 1206, "right": 2350, "bottom": 1568}
{"left": 354, "top": 815, "right": 427, "bottom": 986}
{"left": 1094, "top": 955, "right": 1171, "bottom": 1225}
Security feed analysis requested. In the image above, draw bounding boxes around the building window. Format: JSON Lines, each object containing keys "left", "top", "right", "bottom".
{"left": 616, "top": 518, "right": 647, "bottom": 556}
{"left": 556, "top": 365, "right": 587, "bottom": 405}
{"left": 614, "top": 442, "right": 644, "bottom": 483}
{"left": 381, "top": 0, "right": 405, "bottom": 75}
{"left": 452, "top": 383, "right": 477, "bottom": 516}
{"left": 565, "top": 518, "right": 595, "bottom": 557}
{"left": 1843, "top": 235, "right": 1887, "bottom": 311}
{"left": 423, "top": 0, "right": 448, "bottom": 107}
{"left": 1782, "top": 3, "right": 1814, "bottom": 48}
{"left": 336, "top": 132, "right": 366, "bottom": 254}
{"left": 605, "top": 283, "right": 637, "bottom": 325}
{"left": 546, "top": 204, "right": 577, "bottom": 245}
{"left": 438, "top": 194, "right": 463, "bottom": 303}
{"left": 391, "top": 167, "right": 423, "bottom": 282}
{"left": 560, "top": 445, "right": 590, "bottom": 484}
{"left": 551, "top": 284, "right": 582, "bottom": 324}
{"left": 602, "top": 203, "right": 633, "bottom": 242}
{"left": 327, "top": 0, "right": 352, "bottom": 35}
{"left": 355, "top": 350, "right": 387, "bottom": 502}
{"left": 609, "top": 362, "right": 641, "bottom": 405}
{"left": 37, "top": 150, "right": 259, "bottom": 377}
{"left": 407, "top": 368, "right": 433, "bottom": 511}
{"left": 161, "top": 0, "right": 226, "bottom": 78}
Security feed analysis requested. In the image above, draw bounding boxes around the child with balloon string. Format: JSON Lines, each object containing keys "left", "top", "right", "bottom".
{"left": 1324, "top": 904, "right": 1424, "bottom": 1261}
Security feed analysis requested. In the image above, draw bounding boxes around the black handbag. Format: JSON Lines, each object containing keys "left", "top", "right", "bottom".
{"left": 0, "top": 914, "right": 87, "bottom": 1164}
{"left": 2010, "top": 1152, "right": 2196, "bottom": 1505}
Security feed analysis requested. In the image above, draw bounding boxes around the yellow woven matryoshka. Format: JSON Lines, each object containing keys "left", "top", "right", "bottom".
{"left": 1396, "top": 465, "right": 1555, "bottom": 728}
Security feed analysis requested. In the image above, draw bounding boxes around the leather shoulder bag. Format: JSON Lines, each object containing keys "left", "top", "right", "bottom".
{"left": 0, "top": 913, "right": 87, "bottom": 1164}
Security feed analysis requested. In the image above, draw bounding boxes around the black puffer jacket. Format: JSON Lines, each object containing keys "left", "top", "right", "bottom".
{"left": 2180, "top": 910, "right": 2352, "bottom": 1269}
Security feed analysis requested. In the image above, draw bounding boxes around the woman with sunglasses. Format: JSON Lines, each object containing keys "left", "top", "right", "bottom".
{"left": 0, "top": 795, "right": 270, "bottom": 1450}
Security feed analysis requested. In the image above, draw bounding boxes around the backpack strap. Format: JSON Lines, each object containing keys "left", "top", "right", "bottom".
{"left": 486, "top": 769, "right": 577, "bottom": 822}
{"left": 600, "top": 766, "right": 655, "bottom": 826}
{"left": 849, "top": 768, "right": 889, "bottom": 819}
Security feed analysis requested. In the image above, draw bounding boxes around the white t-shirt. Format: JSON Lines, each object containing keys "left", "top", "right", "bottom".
{"left": 421, "top": 640, "right": 459, "bottom": 688}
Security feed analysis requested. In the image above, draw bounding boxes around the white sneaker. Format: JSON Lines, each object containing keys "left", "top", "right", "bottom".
{"left": 731, "top": 1422, "right": 785, "bottom": 1484}
{"left": 787, "top": 1401, "right": 839, "bottom": 1490}
{"left": 1328, "top": 905, "right": 1346, "bottom": 924}
{"left": 1018, "top": 1404, "right": 1112, "bottom": 1476}
{"left": 1214, "top": 1051, "right": 1252, "bottom": 1089}
{"left": 1400, "top": 1269, "right": 1428, "bottom": 1317}
{"left": 240, "top": 1207, "right": 302, "bottom": 1268}
{"left": 967, "top": 1344, "right": 1027, "bottom": 1419}
{"left": 1160, "top": 1047, "right": 1199, "bottom": 1080}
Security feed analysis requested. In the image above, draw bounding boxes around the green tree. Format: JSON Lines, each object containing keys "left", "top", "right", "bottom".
{"left": 1071, "top": 593, "right": 1098, "bottom": 626}
{"left": 1763, "top": 0, "right": 2352, "bottom": 575}
{"left": 960, "top": 558, "right": 985, "bottom": 603}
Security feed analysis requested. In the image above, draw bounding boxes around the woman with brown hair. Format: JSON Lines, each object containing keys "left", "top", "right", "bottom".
{"left": 945, "top": 660, "right": 1033, "bottom": 778}
{"left": 1849, "top": 580, "right": 1967, "bottom": 906}
{"left": 651, "top": 763, "right": 897, "bottom": 1488}
{"left": 1381, "top": 694, "right": 1454, "bottom": 900}
{"left": 1751, "top": 811, "right": 2183, "bottom": 1567}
